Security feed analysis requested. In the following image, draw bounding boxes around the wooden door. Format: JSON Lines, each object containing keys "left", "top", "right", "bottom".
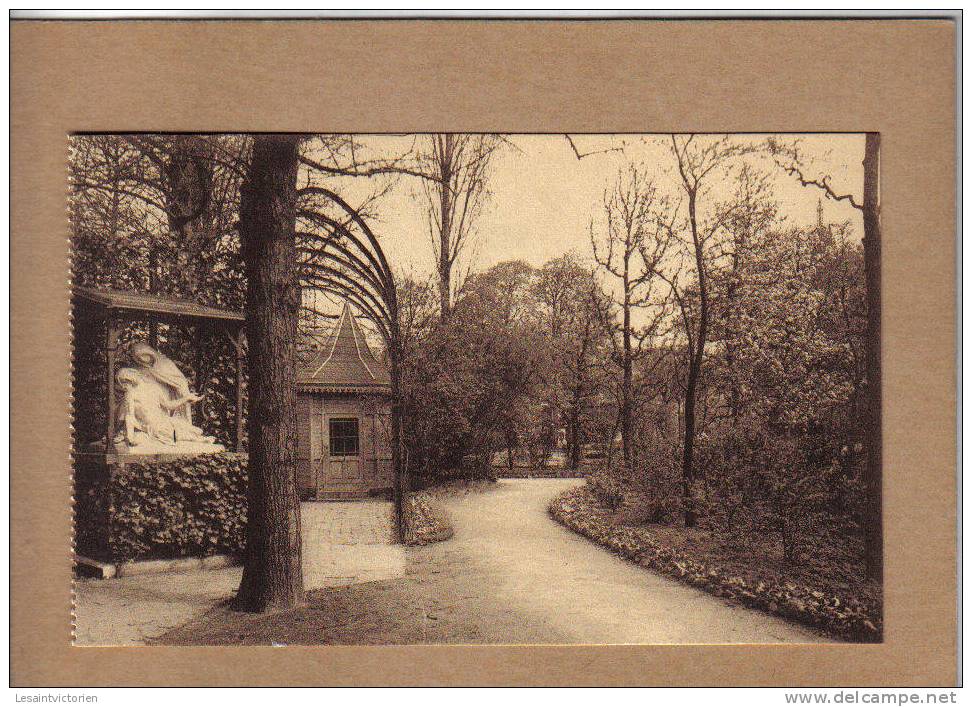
{"left": 319, "top": 415, "right": 366, "bottom": 495}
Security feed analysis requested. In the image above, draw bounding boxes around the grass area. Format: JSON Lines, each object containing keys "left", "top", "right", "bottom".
{"left": 549, "top": 486, "right": 882, "bottom": 642}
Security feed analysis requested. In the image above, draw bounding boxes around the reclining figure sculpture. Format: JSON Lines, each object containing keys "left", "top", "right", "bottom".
{"left": 111, "top": 343, "right": 225, "bottom": 454}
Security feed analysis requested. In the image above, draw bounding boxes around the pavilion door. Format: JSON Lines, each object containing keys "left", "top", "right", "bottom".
{"left": 319, "top": 415, "right": 366, "bottom": 495}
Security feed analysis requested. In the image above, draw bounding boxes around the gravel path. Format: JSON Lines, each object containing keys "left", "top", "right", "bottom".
{"left": 159, "top": 479, "right": 829, "bottom": 645}
{"left": 431, "top": 478, "right": 828, "bottom": 644}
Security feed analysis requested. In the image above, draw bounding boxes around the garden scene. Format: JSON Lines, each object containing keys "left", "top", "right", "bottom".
{"left": 70, "top": 133, "right": 881, "bottom": 645}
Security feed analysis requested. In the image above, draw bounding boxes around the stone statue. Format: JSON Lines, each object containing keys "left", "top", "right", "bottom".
{"left": 110, "top": 344, "right": 224, "bottom": 454}
{"left": 129, "top": 342, "right": 196, "bottom": 425}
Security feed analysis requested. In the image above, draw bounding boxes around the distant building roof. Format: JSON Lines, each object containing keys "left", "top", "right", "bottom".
{"left": 73, "top": 286, "right": 244, "bottom": 323}
{"left": 298, "top": 302, "right": 391, "bottom": 394}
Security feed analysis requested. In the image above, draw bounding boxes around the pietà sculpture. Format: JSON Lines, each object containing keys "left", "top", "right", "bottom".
{"left": 111, "top": 343, "right": 225, "bottom": 454}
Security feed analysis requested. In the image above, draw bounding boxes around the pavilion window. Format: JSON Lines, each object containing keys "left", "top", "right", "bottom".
{"left": 329, "top": 417, "right": 360, "bottom": 456}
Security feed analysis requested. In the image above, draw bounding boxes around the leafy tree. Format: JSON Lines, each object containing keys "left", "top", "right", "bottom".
{"left": 532, "top": 253, "right": 610, "bottom": 470}
{"left": 401, "top": 260, "right": 542, "bottom": 479}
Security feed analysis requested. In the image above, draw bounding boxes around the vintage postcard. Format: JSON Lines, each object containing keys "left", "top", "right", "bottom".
{"left": 10, "top": 17, "right": 957, "bottom": 688}
{"left": 69, "top": 132, "right": 882, "bottom": 646}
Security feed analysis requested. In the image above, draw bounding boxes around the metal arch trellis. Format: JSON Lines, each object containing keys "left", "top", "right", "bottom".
{"left": 296, "top": 185, "right": 407, "bottom": 539}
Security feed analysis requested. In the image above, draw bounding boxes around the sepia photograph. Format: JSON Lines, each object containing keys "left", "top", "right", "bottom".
{"left": 69, "top": 132, "right": 883, "bottom": 647}
{"left": 10, "top": 11, "right": 960, "bottom": 691}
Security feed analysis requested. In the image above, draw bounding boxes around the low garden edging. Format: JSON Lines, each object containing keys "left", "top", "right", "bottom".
{"left": 402, "top": 490, "right": 454, "bottom": 546}
{"left": 493, "top": 467, "right": 588, "bottom": 479}
{"left": 549, "top": 486, "right": 882, "bottom": 643}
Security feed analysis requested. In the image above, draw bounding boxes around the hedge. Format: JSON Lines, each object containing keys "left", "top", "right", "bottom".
{"left": 549, "top": 486, "right": 882, "bottom": 643}
{"left": 74, "top": 453, "right": 248, "bottom": 563}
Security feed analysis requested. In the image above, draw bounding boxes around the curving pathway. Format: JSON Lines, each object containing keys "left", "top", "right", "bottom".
{"left": 426, "top": 478, "right": 830, "bottom": 644}
{"left": 158, "top": 478, "right": 833, "bottom": 645}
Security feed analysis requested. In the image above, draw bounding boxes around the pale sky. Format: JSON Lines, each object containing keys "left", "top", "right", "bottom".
{"left": 315, "top": 133, "right": 866, "bottom": 289}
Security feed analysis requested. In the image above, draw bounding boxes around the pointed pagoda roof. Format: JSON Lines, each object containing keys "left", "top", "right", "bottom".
{"left": 298, "top": 302, "right": 391, "bottom": 393}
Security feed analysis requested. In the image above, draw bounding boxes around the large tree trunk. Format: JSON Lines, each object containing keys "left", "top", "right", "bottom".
{"left": 862, "top": 132, "right": 882, "bottom": 583}
{"left": 235, "top": 135, "right": 304, "bottom": 613}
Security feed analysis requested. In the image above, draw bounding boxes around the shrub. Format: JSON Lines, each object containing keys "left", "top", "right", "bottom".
{"left": 74, "top": 453, "right": 248, "bottom": 562}
{"left": 699, "top": 422, "right": 835, "bottom": 566}
{"left": 587, "top": 466, "right": 625, "bottom": 509}
{"left": 403, "top": 490, "right": 454, "bottom": 546}
{"left": 619, "top": 458, "right": 684, "bottom": 525}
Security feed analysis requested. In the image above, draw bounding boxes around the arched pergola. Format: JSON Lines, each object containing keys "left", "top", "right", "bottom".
{"left": 296, "top": 185, "right": 406, "bottom": 537}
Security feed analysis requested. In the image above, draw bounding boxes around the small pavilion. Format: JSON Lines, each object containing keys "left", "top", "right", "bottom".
{"left": 297, "top": 302, "right": 393, "bottom": 500}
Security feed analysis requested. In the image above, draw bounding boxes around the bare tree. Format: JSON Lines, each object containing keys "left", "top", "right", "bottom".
{"left": 590, "top": 165, "right": 670, "bottom": 479}
{"left": 656, "top": 135, "right": 754, "bottom": 527}
{"left": 419, "top": 134, "right": 505, "bottom": 320}
{"left": 771, "top": 133, "right": 882, "bottom": 582}
{"left": 235, "top": 134, "right": 304, "bottom": 613}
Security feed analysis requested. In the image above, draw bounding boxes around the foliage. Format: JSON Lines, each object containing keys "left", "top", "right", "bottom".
{"left": 532, "top": 253, "right": 612, "bottom": 470}
{"left": 401, "top": 261, "right": 547, "bottom": 480}
{"left": 75, "top": 454, "right": 248, "bottom": 562}
{"left": 550, "top": 486, "right": 882, "bottom": 642}
{"left": 399, "top": 255, "right": 613, "bottom": 482}
{"left": 402, "top": 490, "right": 454, "bottom": 546}
{"left": 587, "top": 466, "right": 626, "bottom": 509}
{"left": 594, "top": 156, "right": 872, "bottom": 575}
{"left": 493, "top": 468, "right": 588, "bottom": 479}
{"left": 70, "top": 135, "right": 248, "bottom": 449}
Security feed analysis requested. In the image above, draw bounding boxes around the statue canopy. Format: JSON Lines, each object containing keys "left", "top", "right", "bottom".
{"left": 73, "top": 286, "right": 245, "bottom": 325}
{"left": 72, "top": 286, "right": 246, "bottom": 456}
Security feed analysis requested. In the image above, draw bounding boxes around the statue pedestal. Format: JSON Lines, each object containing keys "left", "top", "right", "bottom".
{"left": 73, "top": 449, "right": 248, "bottom": 564}
{"left": 110, "top": 439, "right": 226, "bottom": 455}
{"left": 85, "top": 439, "right": 226, "bottom": 458}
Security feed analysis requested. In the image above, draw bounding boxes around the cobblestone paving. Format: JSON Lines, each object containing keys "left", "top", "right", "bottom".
{"left": 300, "top": 500, "right": 404, "bottom": 590}
{"left": 301, "top": 500, "right": 397, "bottom": 545}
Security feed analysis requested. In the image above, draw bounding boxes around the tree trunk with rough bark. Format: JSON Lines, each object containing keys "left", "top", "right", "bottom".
{"left": 861, "top": 132, "right": 882, "bottom": 583}
{"left": 235, "top": 134, "right": 304, "bottom": 613}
